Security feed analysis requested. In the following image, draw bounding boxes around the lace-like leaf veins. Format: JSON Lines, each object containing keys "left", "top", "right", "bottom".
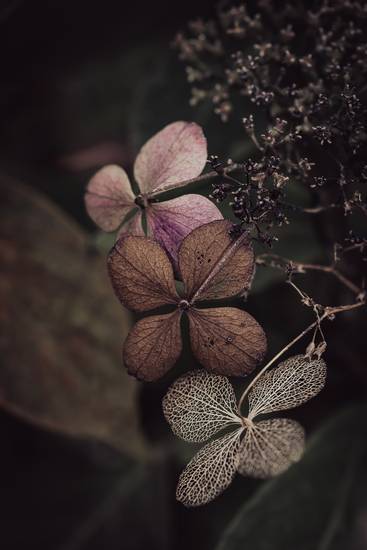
{"left": 108, "top": 219, "right": 267, "bottom": 381}
{"left": 237, "top": 419, "right": 305, "bottom": 479}
{"left": 163, "top": 357, "right": 327, "bottom": 506}
{"left": 247, "top": 355, "right": 327, "bottom": 420}
{"left": 179, "top": 219, "right": 254, "bottom": 301}
{"left": 163, "top": 370, "right": 239, "bottom": 442}
{"left": 176, "top": 430, "right": 242, "bottom": 507}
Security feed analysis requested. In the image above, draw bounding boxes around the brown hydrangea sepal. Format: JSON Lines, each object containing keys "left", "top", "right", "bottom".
{"left": 188, "top": 307, "right": 267, "bottom": 376}
{"left": 178, "top": 219, "right": 254, "bottom": 301}
{"left": 108, "top": 235, "right": 180, "bottom": 312}
{"left": 123, "top": 311, "right": 182, "bottom": 382}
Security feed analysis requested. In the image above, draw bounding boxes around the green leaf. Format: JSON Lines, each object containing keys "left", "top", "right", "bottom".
{"left": 216, "top": 405, "right": 367, "bottom": 550}
{"left": 0, "top": 176, "right": 147, "bottom": 457}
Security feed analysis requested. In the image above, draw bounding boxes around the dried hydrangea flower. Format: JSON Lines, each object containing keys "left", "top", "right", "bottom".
{"left": 163, "top": 355, "right": 327, "bottom": 506}
{"left": 84, "top": 121, "right": 222, "bottom": 268}
{"left": 107, "top": 219, "right": 267, "bottom": 381}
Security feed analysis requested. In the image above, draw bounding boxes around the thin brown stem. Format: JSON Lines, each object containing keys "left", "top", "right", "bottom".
{"left": 256, "top": 253, "right": 363, "bottom": 296}
{"left": 150, "top": 163, "right": 241, "bottom": 198}
{"left": 238, "top": 299, "right": 365, "bottom": 413}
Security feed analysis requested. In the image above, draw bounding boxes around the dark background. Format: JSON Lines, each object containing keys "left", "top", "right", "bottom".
{"left": 0, "top": 1, "right": 366, "bottom": 549}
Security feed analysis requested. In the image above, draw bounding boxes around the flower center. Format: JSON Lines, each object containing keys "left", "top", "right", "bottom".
{"left": 134, "top": 194, "right": 149, "bottom": 209}
{"left": 178, "top": 299, "right": 190, "bottom": 311}
{"left": 241, "top": 417, "right": 254, "bottom": 429}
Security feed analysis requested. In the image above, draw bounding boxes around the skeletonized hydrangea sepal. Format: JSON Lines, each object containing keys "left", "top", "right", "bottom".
{"left": 247, "top": 355, "right": 327, "bottom": 420}
{"left": 237, "top": 418, "right": 305, "bottom": 479}
{"left": 176, "top": 429, "right": 243, "bottom": 507}
{"left": 162, "top": 370, "right": 241, "bottom": 443}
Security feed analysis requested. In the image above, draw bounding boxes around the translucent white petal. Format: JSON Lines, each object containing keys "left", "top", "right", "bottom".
{"left": 176, "top": 429, "right": 242, "bottom": 507}
{"left": 248, "top": 355, "right": 327, "bottom": 419}
{"left": 238, "top": 418, "right": 305, "bottom": 479}
{"left": 163, "top": 370, "right": 241, "bottom": 443}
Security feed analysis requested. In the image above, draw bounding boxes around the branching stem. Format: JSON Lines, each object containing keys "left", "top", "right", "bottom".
{"left": 151, "top": 163, "right": 241, "bottom": 197}
{"left": 256, "top": 253, "right": 363, "bottom": 296}
{"left": 238, "top": 299, "right": 365, "bottom": 413}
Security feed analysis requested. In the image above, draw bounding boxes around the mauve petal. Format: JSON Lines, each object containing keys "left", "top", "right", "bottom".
{"left": 85, "top": 165, "right": 135, "bottom": 231}
{"left": 116, "top": 210, "right": 145, "bottom": 239}
{"left": 146, "top": 195, "right": 223, "bottom": 269}
{"left": 133, "top": 121, "right": 207, "bottom": 195}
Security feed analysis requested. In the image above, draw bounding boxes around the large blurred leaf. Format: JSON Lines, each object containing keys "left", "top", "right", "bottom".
{"left": 0, "top": 177, "right": 146, "bottom": 457}
{"left": 216, "top": 405, "right": 367, "bottom": 550}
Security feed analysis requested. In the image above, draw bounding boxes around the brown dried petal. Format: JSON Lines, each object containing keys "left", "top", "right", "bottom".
{"left": 188, "top": 307, "right": 267, "bottom": 376}
{"left": 107, "top": 236, "right": 179, "bottom": 312}
{"left": 176, "top": 430, "right": 242, "bottom": 507}
{"left": 123, "top": 311, "right": 182, "bottom": 381}
{"left": 247, "top": 355, "right": 327, "bottom": 420}
{"left": 178, "top": 220, "right": 254, "bottom": 302}
{"left": 237, "top": 419, "right": 305, "bottom": 479}
{"left": 146, "top": 194, "right": 222, "bottom": 271}
{"left": 162, "top": 370, "right": 241, "bottom": 443}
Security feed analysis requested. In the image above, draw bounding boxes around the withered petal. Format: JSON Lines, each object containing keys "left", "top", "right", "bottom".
{"left": 178, "top": 220, "right": 254, "bottom": 303}
{"left": 107, "top": 235, "right": 180, "bottom": 312}
{"left": 123, "top": 311, "right": 183, "bottom": 381}
{"left": 188, "top": 307, "right": 267, "bottom": 376}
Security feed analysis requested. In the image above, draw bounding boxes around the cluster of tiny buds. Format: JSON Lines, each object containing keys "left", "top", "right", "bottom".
{"left": 176, "top": 0, "right": 367, "bottom": 245}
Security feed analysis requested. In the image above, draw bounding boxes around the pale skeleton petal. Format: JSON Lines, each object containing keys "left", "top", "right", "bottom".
{"left": 237, "top": 418, "right": 305, "bottom": 479}
{"left": 248, "top": 355, "right": 327, "bottom": 420}
{"left": 85, "top": 165, "right": 135, "bottom": 231}
{"left": 176, "top": 429, "right": 243, "bottom": 507}
{"left": 163, "top": 370, "right": 241, "bottom": 443}
{"left": 133, "top": 121, "right": 207, "bottom": 195}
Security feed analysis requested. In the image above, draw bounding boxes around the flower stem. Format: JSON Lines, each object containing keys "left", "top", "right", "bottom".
{"left": 238, "top": 300, "right": 365, "bottom": 413}
{"left": 151, "top": 163, "right": 241, "bottom": 198}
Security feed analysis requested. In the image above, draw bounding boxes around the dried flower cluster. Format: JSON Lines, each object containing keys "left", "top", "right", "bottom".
{"left": 163, "top": 356, "right": 327, "bottom": 506}
{"left": 84, "top": 9, "right": 367, "bottom": 504}
{"left": 107, "top": 219, "right": 266, "bottom": 381}
{"left": 85, "top": 121, "right": 222, "bottom": 267}
{"left": 175, "top": 0, "right": 367, "bottom": 247}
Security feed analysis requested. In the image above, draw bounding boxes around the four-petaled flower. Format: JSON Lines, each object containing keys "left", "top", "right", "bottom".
{"left": 163, "top": 355, "right": 327, "bottom": 506}
{"left": 107, "top": 219, "right": 267, "bottom": 381}
{"left": 85, "top": 121, "right": 223, "bottom": 268}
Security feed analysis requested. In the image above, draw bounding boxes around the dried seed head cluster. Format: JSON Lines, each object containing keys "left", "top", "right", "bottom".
{"left": 175, "top": 1, "right": 367, "bottom": 247}
{"left": 163, "top": 355, "right": 327, "bottom": 506}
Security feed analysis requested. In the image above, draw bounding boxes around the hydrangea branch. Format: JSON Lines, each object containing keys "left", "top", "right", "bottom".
{"left": 256, "top": 253, "right": 364, "bottom": 297}
{"left": 238, "top": 299, "right": 365, "bottom": 414}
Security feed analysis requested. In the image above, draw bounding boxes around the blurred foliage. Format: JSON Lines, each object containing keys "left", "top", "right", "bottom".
{"left": 216, "top": 405, "right": 367, "bottom": 550}
{"left": 0, "top": 177, "right": 146, "bottom": 457}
